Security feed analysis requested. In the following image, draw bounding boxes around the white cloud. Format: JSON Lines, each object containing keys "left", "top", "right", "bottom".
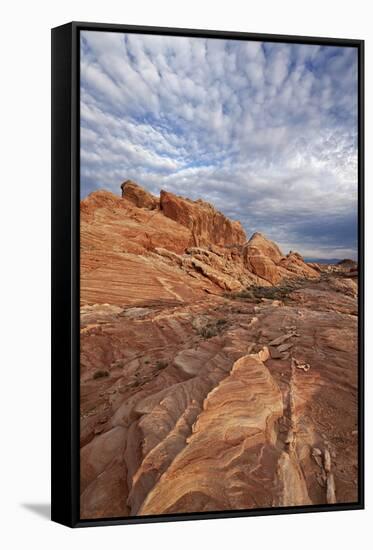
{"left": 80, "top": 31, "right": 358, "bottom": 259}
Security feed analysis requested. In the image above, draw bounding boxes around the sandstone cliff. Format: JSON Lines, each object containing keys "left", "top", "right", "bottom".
{"left": 80, "top": 181, "right": 319, "bottom": 306}
{"left": 159, "top": 189, "right": 246, "bottom": 247}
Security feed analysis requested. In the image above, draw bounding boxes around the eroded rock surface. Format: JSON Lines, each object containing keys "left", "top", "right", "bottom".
{"left": 160, "top": 189, "right": 247, "bottom": 248}
{"left": 81, "top": 182, "right": 320, "bottom": 306}
{"left": 121, "top": 180, "right": 159, "bottom": 210}
{"left": 80, "top": 182, "right": 358, "bottom": 519}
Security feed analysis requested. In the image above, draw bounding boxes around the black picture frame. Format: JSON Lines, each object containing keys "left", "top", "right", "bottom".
{"left": 51, "top": 21, "right": 365, "bottom": 528}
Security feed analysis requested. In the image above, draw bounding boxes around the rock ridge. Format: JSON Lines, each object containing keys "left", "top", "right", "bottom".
{"left": 80, "top": 181, "right": 320, "bottom": 306}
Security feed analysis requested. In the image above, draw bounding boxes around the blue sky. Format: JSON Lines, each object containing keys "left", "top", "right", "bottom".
{"left": 80, "top": 31, "right": 358, "bottom": 259}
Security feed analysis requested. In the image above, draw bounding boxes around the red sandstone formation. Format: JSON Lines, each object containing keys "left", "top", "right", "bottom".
{"left": 242, "top": 233, "right": 319, "bottom": 285}
{"left": 159, "top": 189, "right": 247, "bottom": 248}
{"left": 121, "top": 180, "right": 159, "bottom": 210}
{"left": 80, "top": 182, "right": 320, "bottom": 306}
{"left": 79, "top": 180, "right": 358, "bottom": 519}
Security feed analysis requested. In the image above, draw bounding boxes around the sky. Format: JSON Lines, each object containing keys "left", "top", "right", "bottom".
{"left": 80, "top": 31, "right": 358, "bottom": 260}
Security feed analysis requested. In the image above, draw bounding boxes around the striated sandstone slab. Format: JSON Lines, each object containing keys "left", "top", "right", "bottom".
{"left": 139, "top": 354, "right": 283, "bottom": 515}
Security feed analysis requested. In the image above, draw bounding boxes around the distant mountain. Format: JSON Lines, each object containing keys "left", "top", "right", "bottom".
{"left": 305, "top": 258, "right": 343, "bottom": 265}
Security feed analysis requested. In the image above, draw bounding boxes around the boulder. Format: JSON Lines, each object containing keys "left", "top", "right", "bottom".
{"left": 244, "top": 232, "right": 283, "bottom": 263}
{"left": 121, "top": 180, "right": 158, "bottom": 210}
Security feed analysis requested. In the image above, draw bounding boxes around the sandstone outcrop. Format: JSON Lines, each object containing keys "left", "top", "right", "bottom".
{"left": 80, "top": 272, "right": 358, "bottom": 518}
{"left": 81, "top": 182, "right": 319, "bottom": 306}
{"left": 79, "top": 180, "right": 358, "bottom": 519}
{"left": 279, "top": 251, "right": 321, "bottom": 279}
{"left": 244, "top": 231, "right": 284, "bottom": 263}
{"left": 243, "top": 233, "right": 319, "bottom": 285}
{"left": 160, "top": 189, "right": 247, "bottom": 247}
{"left": 121, "top": 180, "right": 158, "bottom": 210}
{"left": 139, "top": 353, "right": 284, "bottom": 514}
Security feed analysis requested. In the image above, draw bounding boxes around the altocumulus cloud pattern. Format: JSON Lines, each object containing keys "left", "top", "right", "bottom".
{"left": 80, "top": 31, "right": 358, "bottom": 260}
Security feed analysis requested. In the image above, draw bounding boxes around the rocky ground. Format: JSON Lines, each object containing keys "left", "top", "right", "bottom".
{"left": 80, "top": 181, "right": 358, "bottom": 519}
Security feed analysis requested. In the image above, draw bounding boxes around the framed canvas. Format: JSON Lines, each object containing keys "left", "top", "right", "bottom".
{"left": 51, "top": 21, "right": 364, "bottom": 527}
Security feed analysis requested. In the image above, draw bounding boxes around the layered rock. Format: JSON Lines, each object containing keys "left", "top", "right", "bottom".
{"left": 121, "top": 180, "right": 158, "bottom": 210}
{"left": 243, "top": 233, "right": 319, "bottom": 285}
{"left": 80, "top": 273, "right": 358, "bottom": 518}
{"left": 244, "top": 231, "right": 283, "bottom": 263}
{"left": 79, "top": 180, "right": 357, "bottom": 519}
{"left": 279, "top": 251, "right": 321, "bottom": 279}
{"left": 160, "top": 189, "right": 247, "bottom": 247}
{"left": 139, "top": 353, "right": 284, "bottom": 514}
{"left": 80, "top": 190, "right": 202, "bottom": 306}
{"left": 81, "top": 182, "right": 319, "bottom": 306}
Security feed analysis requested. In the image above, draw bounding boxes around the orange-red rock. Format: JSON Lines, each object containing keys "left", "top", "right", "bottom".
{"left": 121, "top": 180, "right": 158, "bottom": 210}
{"left": 79, "top": 182, "right": 358, "bottom": 519}
{"left": 245, "top": 231, "right": 284, "bottom": 263}
{"left": 80, "top": 185, "right": 320, "bottom": 306}
{"left": 160, "top": 189, "right": 247, "bottom": 247}
{"left": 279, "top": 251, "right": 320, "bottom": 279}
{"left": 243, "top": 233, "right": 319, "bottom": 285}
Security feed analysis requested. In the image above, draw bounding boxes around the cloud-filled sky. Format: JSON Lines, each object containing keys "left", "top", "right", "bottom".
{"left": 80, "top": 31, "right": 358, "bottom": 260}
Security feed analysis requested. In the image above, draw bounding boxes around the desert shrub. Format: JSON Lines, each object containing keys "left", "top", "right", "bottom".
{"left": 225, "top": 279, "right": 309, "bottom": 303}
{"left": 197, "top": 318, "right": 228, "bottom": 339}
{"left": 155, "top": 360, "right": 168, "bottom": 370}
{"left": 93, "top": 369, "right": 109, "bottom": 380}
{"left": 200, "top": 325, "right": 218, "bottom": 338}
